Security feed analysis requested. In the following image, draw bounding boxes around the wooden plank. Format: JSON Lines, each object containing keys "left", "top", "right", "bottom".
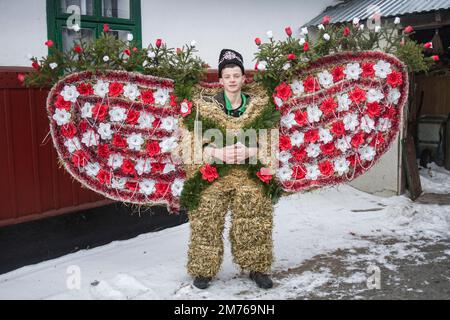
{"left": 402, "top": 136, "right": 422, "bottom": 200}
{"left": 446, "top": 119, "right": 450, "bottom": 171}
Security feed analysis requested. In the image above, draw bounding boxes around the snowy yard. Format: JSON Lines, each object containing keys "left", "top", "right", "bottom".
{"left": 0, "top": 164, "right": 449, "bottom": 300}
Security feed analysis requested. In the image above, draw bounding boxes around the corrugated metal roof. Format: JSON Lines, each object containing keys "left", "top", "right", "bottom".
{"left": 304, "top": 0, "right": 450, "bottom": 26}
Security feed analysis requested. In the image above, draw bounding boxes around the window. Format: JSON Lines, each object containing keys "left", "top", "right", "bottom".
{"left": 47, "top": 0, "right": 142, "bottom": 52}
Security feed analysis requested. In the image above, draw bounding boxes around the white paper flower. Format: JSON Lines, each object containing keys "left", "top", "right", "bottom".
{"left": 377, "top": 118, "right": 392, "bottom": 132}
{"left": 137, "top": 112, "right": 155, "bottom": 129}
{"left": 108, "top": 153, "right": 124, "bottom": 169}
{"left": 171, "top": 178, "right": 184, "bottom": 197}
{"left": 85, "top": 162, "right": 100, "bottom": 177}
{"left": 319, "top": 128, "right": 333, "bottom": 144}
{"left": 109, "top": 107, "right": 127, "bottom": 122}
{"left": 52, "top": 109, "right": 71, "bottom": 126}
{"left": 334, "top": 157, "right": 350, "bottom": 176}
{"left": 190, "top": 40, "right": 197, "bottom": 47}
{"left": 257, "top": 61, "right": 267, "bottom": 71}
{"left": 266, "top": 30, "right": 273, "bottom": 39}
{"left": 139, "top": 179, "right": 156, "bottom": 196}
{"left": 98, "top": 123, "right": 113, "bottom": 140}
{"left": 135, "top": 158, "right": 152, "bottom": 176}
{"left": 301, "top": 27, "right": 308, "bottom": 35}
{"left": 281, "top": 112, "right": 296, "bottom": 129}
{"left": 394, "top": 17, "right": 401, "bottom": 24}
{"left": 64, "top": 137, "right": 81, "bottom": 153}
{"left": 323, "top": 33, "right": 330, "bottom": 41}
{"left": 81, "top": 129, "right": 99, "bottom": 147}
{"left": 123, "top": 83, "right": 140, "bottom": 101}
{"left": 103, "top": 55, "right": 110, "bottom": 62}
{"left": 318, "top": 24, "right": 325, "bottom": 30}
{"left": 163, "top": 163, "right": 176, "bottom": 174}
{"left": 127, "top": 33, "right": 134, "bottom": 41}
{"left": 160, "top": 116, "right": 178, "bottom": 132}
{"left": 282, "top": 63, "right": 291, "bottom": 70}
{"left": 61, "top": 85, "right": 79, "bottom": 102}
{"left": 374, "top": 60, "right": 392, "bottom": 79}
{"left": 111, "top": 177, "right": 126, "bottom": 190}
{"left": 344, "top": 63, "right": 362, "bottom": 80}
{"left": 160, "top": 136, "right": 178, "bottom": 153}
{"left": 49, "top": 62, "right": 58, "bottom": 70}
{"left": 353, "top": 17, "right": 360, "bottom": 25}
{"left": 359, "top": 24, "right": 365, "bottom": 31}
{"left": 94, "top": 80, "right": 109, "bottom": 97}
{"left": 359, "top": 145, "right": 376, "bottom": 161}
{"left": 147, "top": 51, "right": 156, "bottom": 59}
{"left": 307, "top": 105, "right": 323, "bottom": 123}
{"left": 317, "top": 70, "right": 334, "bottom": 88}
{"left": 375, "top": 26, "right": 381, "bottom": 33}
{"left": 180, "top": 101, "right": 190, "bottom": 114}
{"left": 276, "top": 166, "right": 293, "bottom": 182}
{"left": 154, "top": 88, "right": 170, "bottom": 105}
{"left": 305, "top": 164, "right": 320, "bottom": 180}
{"left": 343, "top": 113, "right": 360, "bottom": 131}
{"left": 367, "top": 88, "right": 384, "bottom": 103}
{"left": 388, "top": 88, "right": 401, "bottom": 105}
{"left": 127, "top": 133, "right": 144, "bottom": 151}
{"left": 277, "top": 151, "right": 292, "bottom": 163}
{"left": 143, "top": 60, "right": 148, "bottom": 67}
{"left": 290, "top": 131, "right": 304, "bottom": 147}
{"left": 336, "top": 136, "right": 351, "bottom": 152}
{"left": 306, "top": 143, "right": 320, "bottom": 158}
{"left": 290, "top": 80, "right": 304, "bottom": 96}
{"left": 299, "top": 37, "right": 306, "bottom": 45}
{"left": 337, "top": 93, "right": 351, "bottom": 112}
{"left": 81, "top": 102, "right": 93, "bottom": 119}
{"left": 360, "top": 115, "right": 375, "bottom": 133}
{"left": 274, "top": 96, "right": 284, "bottom": 108}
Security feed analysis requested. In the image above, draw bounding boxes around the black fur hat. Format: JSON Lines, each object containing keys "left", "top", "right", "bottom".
{"left": 218, "top": 49, "right": 244, "bottom": 78}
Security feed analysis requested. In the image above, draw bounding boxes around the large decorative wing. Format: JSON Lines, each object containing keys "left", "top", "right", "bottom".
{"left": 276, "top": 51, "right": 409, "bottom": 192}
{"left": 46, "top": 70, "right": 185, "bottom": 213}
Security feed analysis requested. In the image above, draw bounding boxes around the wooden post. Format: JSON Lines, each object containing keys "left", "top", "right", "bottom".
{"left": 402, "top": 136, "right": 422, "bottom": 200}
{"left": 445, "top": 118, "right": 450, "bottom": 171}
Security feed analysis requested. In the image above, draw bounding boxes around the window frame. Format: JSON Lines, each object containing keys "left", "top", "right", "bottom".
{"left": 47, "top": 0, "right": 142, "bottom": 52}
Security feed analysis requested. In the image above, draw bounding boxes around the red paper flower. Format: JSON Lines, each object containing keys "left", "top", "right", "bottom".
{"left": 384, "top": 106, "right": 397, "bottom": 119}
{"left": 109, "top": 82, "right": 124, "bottom": 97}
{"left": 122, "top": 48, "right": 131, "bottom": 56}
{"left": 432, "top": 55, "right": 439, "bottom": 61}
{"left": 254, "top": 37, "right": 262, "bottom": 45}
{"left": 361, "top": 62, "right": 375, "bottom": 77}
{"left": 287, "top": 53, "right": 296, "bottom": 60}
{"left": 285, "top": 26, "right": 293, "bottom": 36}
{"left": 424, "top": 42, "right": 432, "bottom": 49}
{"left": 61, "top": 123, "right": 77, "bottom": 138}
{"left": 126, "top": 109, "right": 140, "bottom": 125}
{"left": 331, "top": 121, "right": 346, "bottom": 136}
{"left": 294, "top": 110, "right": 308, "bottom": 126}
{"left": 303, "top": 42, "right": 310, "bottom": 52}
{"left": 370, "top": 132, "right": 385, "bottom": 147}
{"left": 351, "top": 132, "right": 365, "bottom": 148}
{"left": 366, "top": 102, "right": 381, "bottom": 118}
{"left": 76, "top": 83, "right": 93, "bottom": 95}
{"left": 151, "top": 163, "right": 165, "bottom": 173}
{"left": 347, "top": 154, "right": 357, "bottom": 166}
{"left": 303, "top": 76, "right": 320, "bottom": 92}
{"left": 103, "top": 24, "right": 109, "bottom": 33}
{"left": 343, "top": 27, "right": 350, "bottom": 37}
{"left": 322, "top": 15, "right": 331, "bottom": 25}
{"left": 180, "top": 99, "right": 193, "bottom": 117}
{"left": 320, "top": 97, "right": 337, "bottom": 115}
{"left": 97, "top": 169, "right": 111, "bottom": 185}
{"left": 274, "top": 82, "right": 293, "bottom": 101}
{"left": 170, "top": 94, "right": 177, "bottom": 107}
{"left": 55, "top": 95, "right": 72, "bottom": 110}
{"left": 17, "top": 73, "right": 25, "bottom": 83}
{"left": 292, "top": 165, "right": 306, "bottom": 179}
{"left": 97, "top": 144, "right": 110, "bottom": 158}
{"left": 92, "top": 103, "right": 109, "bottom": 121}
{"left": 256, "top": 168, "right": 273, "bottom": 184}
{"left": 200, "top": 164, "right": 219, "bottom": 182}
{"left": 349, "top": 87, "right": 366, "bottom": 104}
{"left": 304, "top": 129, "right": 319, "bottom": 143}
{"left": 279, "top": 135, "right": 293, "bottom": 151}
{"left": 125, "top": 181, "right": 139, "bottom": 192}
{"left": 319, "top": 160, "right": 334, "bottom": 176}
{"left": 155, "top": 39, "right": 162, "bottom": 48}
{"left": 73, "top": 45, "right": 83, "bottom": 54}
{"left": 292, "top": 147, "right": 307, "bottom": 161}
{"left": 32, "top": 61, "right": 40, "bottom": 70}
{"left": 404, "top": 25, "right": 414, "bottom": 34}
{"left": 45, "top": 40, "right": 54, "bottom": 47}
{"left": 154, "top": 183, "right": 169, "bottom": 198}
{"left": 112, "top": 134, "right": 127, "bottom": 148}
{"left": 386, "top": 70, "right": 403, "bottom": 88}
{"left": 146, "top": 140, "right": 161, "bottom": 157}
{"left": 332, "top": 66, "right": 345, "bottom": 82}
{"left": 78, "top": 119, "right": 88, "bottom": 133}
{"left": 140, "top": 90, "right": 155, "bottom": 105}
{"left": 72, "top": 150, "right": 89, "bottom": 167}
{"left": 121, "top": 159, "right": 136, "bottom": 175}
{"left": 320, "top": 142, "right": 336, "bottom": 156}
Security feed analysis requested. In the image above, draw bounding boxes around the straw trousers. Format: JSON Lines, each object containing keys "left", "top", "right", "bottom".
{"left": 187, "top": 167, "right": 273, "bottom": 278}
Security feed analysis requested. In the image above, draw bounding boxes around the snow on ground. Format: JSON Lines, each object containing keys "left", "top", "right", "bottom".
{"left": 0, "top": 165, "right": 449, "bottom": 300}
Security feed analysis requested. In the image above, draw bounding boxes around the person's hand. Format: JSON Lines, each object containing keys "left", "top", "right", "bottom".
{"left": 205, "top": 145, "right": 236, "bottom": 163}
{"left": 234, "top": 143, "right": 258, "bottom": 163}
